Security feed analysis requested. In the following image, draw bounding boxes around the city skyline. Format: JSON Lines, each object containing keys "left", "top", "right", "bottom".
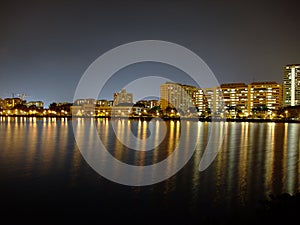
{"left": 0, "top": 78, "right": 287, "bottom": 106}
{"left": 1, "top": 0, "right": 300, "bottom": 107}
{"left": 0, "top": 74, "right": 297, "bottom": 119}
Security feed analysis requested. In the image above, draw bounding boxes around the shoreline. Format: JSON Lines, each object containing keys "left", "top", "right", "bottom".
{"left": 1, "top": 115, "right": 300, "bottom": 123}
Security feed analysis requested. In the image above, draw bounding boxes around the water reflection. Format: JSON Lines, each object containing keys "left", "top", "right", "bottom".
{"left": 0, "top": 117, "right": 300, "bottom": 214}
{"left": 0, "top": 117, "right": 81, "bottom": 184}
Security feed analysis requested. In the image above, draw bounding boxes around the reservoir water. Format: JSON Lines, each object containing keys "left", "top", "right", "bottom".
{"left": 0, "top": 117, "right": 299, "bottom": 224}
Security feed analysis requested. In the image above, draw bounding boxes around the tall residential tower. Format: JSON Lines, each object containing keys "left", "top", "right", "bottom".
{"left": 283, "top": 64, "right": 300, "bottom": 106}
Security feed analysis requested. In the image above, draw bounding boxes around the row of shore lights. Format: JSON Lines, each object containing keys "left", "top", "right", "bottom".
{"left": 0, "top": 109, "right": 68, "bottom": 116}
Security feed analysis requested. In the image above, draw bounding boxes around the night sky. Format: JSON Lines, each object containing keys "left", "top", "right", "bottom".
{"left": 0, "top": 0, "right": 300, "bottom": 107}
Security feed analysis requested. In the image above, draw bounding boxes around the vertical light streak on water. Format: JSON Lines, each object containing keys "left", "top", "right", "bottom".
{"left": 217, "top": 121, "right": 228, "bottom": 178}
{"left": 227, "top": 122, "right": 237, "bottom": 195}
{"left": 139, "top": 120, "right": 148, "bottom": 164}
{"left": 238, "top": 122, "right": 249, "bottom": 205}
{"left": 282, "top": 123, "right": 288, "bottom": 192}
{"left": 163, "top": 120, "right": 177, "bottom": 194}
{"left": 99, "top": 118, "right": 109, "bottom": 153}
{"left": 24, "top": 116, "right": 39, "bottom": 177}
{"left": 192, "top": 122, "right": 203, "bottom": 187}
{"left": 57, "top": 118, "right": 69, "bottom": 170}
{"left": 152, "top": 120, "right": 161, "bottom": 164}
{"left": 123, "top": 119, "right": 131, "bottom": 163}
{"left": 118, "top": 119, "right": 127, "bottom": 161}
{"left": 181, "top": 121, "right": 192, "bottom": 185}
{"left": 257, "top": 123, "right": 264, "bottom": 166}
{"left": 189, "top": 122, "right": 203, "bottom": 210}
{"left": 164, "top": 121, "right": 176, "bottom": 188}
{"left": 264, "top": 122, "right": 275, "bottom": 194}
{"left": 285, "top": 123, "right": 298, "bottom": 194}
{"left": 97, "top": 118, "right": 111, "bottom": 176}
{"left": 135, "top": 120, "right": 142, "bottom": 153}
{"left": 110, "top": 119, "right": 123, "bottom": 180}
{"left": 182, "top": 121, "right": 189, "bottom": 159}
{"left": 167, "top": 121, "right": 175, "bottom": 156}
{"left": 38, "top": 117, "right": 51, "bottom": 175}
{"left": 83, "top": 118, "right": 96, "bottom": 172}
{"left": 133, "top": 120, "right": 146, "bottom": 184}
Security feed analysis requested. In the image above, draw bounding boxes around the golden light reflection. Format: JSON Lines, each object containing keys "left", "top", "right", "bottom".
{"left": 238, "top": 122, "right": 249, "bottom": 205}
{"left": 282, "top": 123, "right": 288, "bottom": 190}
{"left": 139, "top": 121, "right": 147, "bottom": 165}
{"left": 284, "top": 124, "right": 298, "bottom": 194}
{"left": 264, "top": 122, "right": 275, "bottom": 193}
{"left": 168, "top": 121, "right": 175, "bottom": 155}
{"left": 135, "top": 120, "right": 142, "bottom": 152}
{"left": 226, "top": 122, "right": 237, "bottom": 193}
{"left": 152, "top": 120, "right": 161, "bottom": 163}
{"left": 1, "top": 118, "right": 300, "bottom": 204}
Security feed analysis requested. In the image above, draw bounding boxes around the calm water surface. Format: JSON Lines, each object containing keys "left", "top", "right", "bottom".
{"left": 0, "top": 117, "right": 299, "bottom": 224}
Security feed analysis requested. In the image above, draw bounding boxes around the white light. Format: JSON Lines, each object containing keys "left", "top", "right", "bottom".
{"left": 291, "top": 67, "right": 296, "bottom": 106}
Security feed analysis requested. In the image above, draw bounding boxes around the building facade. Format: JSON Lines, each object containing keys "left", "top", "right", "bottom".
{"left": 113, "top": 89, "right": 133, "bottom": 106}
{"left": 136, "top": 99, "right": 159, "bottom": 109}
{"left": 27, "top": 101, "right": 44, "bottom": 109}
{"left": 221, "top": 83, "right": 248, "bottom": 117}
{"left": 283, "top": 64, "right": 300, "bottom": 107}
{"left": 160, "top": 82, "right": 199, "bottom": 113}
{"left": 0, "top": 98, "right": 3, "bottom": 109}
{"left": 194, "top": 88, "right": 208, "bottom": 114}
{"left": 248, "top": 82, "right": 282, "bottom": 115}
{"left": 160, "top": 81, "right": 283, "bottom": 118}
{"left": 2, "top": 98, "right": 25, "bottom": 109}
{"left": 74, "top": 98, "right": 96, "bottom": 106}
{"left": 203, "top": 86, "right": 224, "bottom": 116}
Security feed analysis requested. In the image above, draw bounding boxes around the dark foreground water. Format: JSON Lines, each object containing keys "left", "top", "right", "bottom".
{"left": 0, "top": 117, "right": 299, "bottom": 224}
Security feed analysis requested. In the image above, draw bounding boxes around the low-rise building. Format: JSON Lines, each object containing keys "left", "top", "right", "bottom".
{"left": 113, "top": 89, "right": 133, "bottom": 106}
{"left": 27, "top": 101, "right": 44, "bottom": 109}
{"left": 0, "top": 98, "right": 3, "bottom": 109}
{"left": 111, "top": 104, "right": 142, "bottom": 117}
{"left": 74, "top": 98, "right": 96, "bottom": 106}
{"left": 3, "top": 98, "right": 25, "bottom": 109}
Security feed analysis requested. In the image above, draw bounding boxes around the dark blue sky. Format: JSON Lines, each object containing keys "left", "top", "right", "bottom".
{"left": 0, "top": 0, "right": 299, "bottom": 107}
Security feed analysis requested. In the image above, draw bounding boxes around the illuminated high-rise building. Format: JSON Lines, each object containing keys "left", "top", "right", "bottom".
{"left": 194, "top": 88, "right": 208, "bottom": 113}
{"left": 160, "top": 82, "right": 225, "bottom": 115}
{"left": 248, "top": 81, "right": 282, "bottom": 114}
{"left": 160, "top": 82, "right": 198, "bottom": 112}
{"left": 220, "top": 83, "right": 248, "bottom": 116}
{"left": 203, "top": 86, "right": 224, "bottom": 115}
{"left": 283, "top": 64, "right": 300, "bottom": 106}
